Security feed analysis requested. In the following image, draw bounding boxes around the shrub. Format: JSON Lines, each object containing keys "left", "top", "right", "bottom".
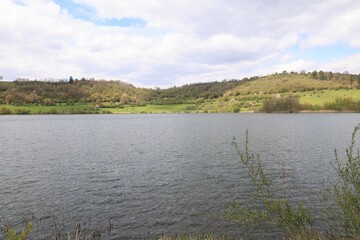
{"left": 185, "top": 105, "right": 197, "bottom": 111}
{"left": 15, "top": 109, "right": 30, "bottom": 114}
{"left": 3, "top": 222, "right": 33, "bottom": 240}
{"left": 261, "top": 95, "right": 301, "bottom": 113}
{"left": 228, "top": 124, "right": 360, "bottom": 239}
{"left": 1, "top": 107, "right": 12, "bottom": 114}
{"left": 322, "top": 124, "right": 360, "bottom": 238}
{"left": 227, "top": 131, "right": 316, "bottom": 239}
{"left": 323, "top": 97, "right": 360, "bottom": 112}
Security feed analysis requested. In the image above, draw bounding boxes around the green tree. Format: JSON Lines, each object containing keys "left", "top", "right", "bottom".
{"left": 349, "top": 75, "right": 354, "bottom": 86}
{"left": 69, "top": 76, "right": 74, "bottom": 84}
{"left": 120, "top": 93, "right": 129, "bottom": 104}
{"left": 318, "top": 71, "right": 326, "bottom": 80}
{"left": 327, "top": 71, "right": 333, "bottom": 81}
{"left": 311, "top": 70, "right": 318, "bottom": 79}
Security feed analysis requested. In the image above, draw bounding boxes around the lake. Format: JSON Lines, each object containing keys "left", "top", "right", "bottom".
{"left": 0, "top": 113, "right": 359, "bottom": 239}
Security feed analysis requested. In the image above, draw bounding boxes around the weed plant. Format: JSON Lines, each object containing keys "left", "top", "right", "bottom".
{"left": 227, "top": 124, "right": 360, "bottom": 239}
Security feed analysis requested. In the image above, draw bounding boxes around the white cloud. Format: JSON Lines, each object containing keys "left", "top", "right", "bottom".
{"left": 321, "top": 54, "right": 360, "bottom": 74}
{"left": 0, "top": 0, "right": 359, "bottom": 86}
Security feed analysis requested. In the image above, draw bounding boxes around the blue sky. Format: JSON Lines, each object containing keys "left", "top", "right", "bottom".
{"left": 1, "top": 0, "right": 360, "bottom": 87}
{"left": 53, "top": 0, "right": 146, "bottom": 27}
{"left": 289, "top": 43, "right": 360, "bottom": 63}
{"left": 288, "top": 33, "right": 360, "bottom": 63}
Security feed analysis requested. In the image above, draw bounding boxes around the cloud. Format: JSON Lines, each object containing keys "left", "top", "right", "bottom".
{"left": 0, "top": 0, "right": 359, "bottom": 87}
{"left": 321, "top": 54, "right": 360, "bottom": 74}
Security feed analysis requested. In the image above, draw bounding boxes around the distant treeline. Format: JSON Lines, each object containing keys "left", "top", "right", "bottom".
{"left": 0, "top": 77, "right": 245, "bottom": 106}
{"left": 0, "top": 79, "right": 150, "bottom": 106}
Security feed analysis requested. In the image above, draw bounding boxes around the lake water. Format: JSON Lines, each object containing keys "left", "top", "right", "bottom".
{"left": 0, "top": 113, "right": 359, "bottom": 239}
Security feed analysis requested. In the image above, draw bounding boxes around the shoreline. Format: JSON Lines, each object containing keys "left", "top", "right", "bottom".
{"left": 0, "top": 110, "right": 359, "bottom": 115}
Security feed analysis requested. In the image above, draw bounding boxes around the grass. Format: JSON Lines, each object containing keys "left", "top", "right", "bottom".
{"left": 0, "top": 103, "right": 198, "bottom": 114}
{"left": 0, "top": 104, "right": 103, "bottom": 114}
{"left": 299, "top": 89, "right": 360, "bottom": 106}
{"left": 227, "top": 74, "right": 346, "bottom": 95}
{"left": 2, "top": 89, "right": 360, "bottom": 115}
{"left": 108, "top": 104, "right": 196, "bottom": 114}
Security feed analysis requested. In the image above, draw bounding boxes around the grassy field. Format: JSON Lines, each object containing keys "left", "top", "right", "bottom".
{"left": 105, "top": 104, "right": 196, "bottom": 113}
{"left": 0, "top": 103, "right": 197, "bottom": 114}
{"left": 299, "top": 89, "right": 360, "bottom": 106}
{"left": 1, "top": 89, "right": 360, "bottom": 115}
{"left": 0, "top": 104, "right": 99, "bottom": 114}
{"left": 226, "top": 74, "right": 347, "bottom": 95}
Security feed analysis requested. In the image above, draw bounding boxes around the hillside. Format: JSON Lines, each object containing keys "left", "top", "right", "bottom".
{"left": 215, "top": 72, "right": 360, "bottom": 113}
{"left": 225, "top": 74, "right": 347, "bottom": 95}
{"left": 1, "top": 71, "right": 360, "bottom": 114}
{"left": 148, "top": 80, "right": 242, "bottom": 104}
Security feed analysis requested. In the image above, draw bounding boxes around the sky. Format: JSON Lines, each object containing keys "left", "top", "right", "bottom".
{"left": 1, "top": 0, "right": 360, "bottom": 88}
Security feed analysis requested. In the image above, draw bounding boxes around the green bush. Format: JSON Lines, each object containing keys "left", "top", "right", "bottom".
{"left": 261, "top": 95, "right": 301, "bottom": 113}
{"left": 322, "top": 124, "right": 360, "bottom": 238}
{"left": 1, "top": 107, "right": 12, "bottom": 114}
{"left": 228, "top": 124, "right": 360, "bottom": 239}
{"left": 15, "top": 109, "right": 30, "bottom": 114}
{"left": 323, "top": 97, "right": 360, "bottom": 112}
{"left": 4, "top": 222, "right": 33, "bottom": 240}
{"left": 227, "top": 131, "right": 316, "bottom": 239}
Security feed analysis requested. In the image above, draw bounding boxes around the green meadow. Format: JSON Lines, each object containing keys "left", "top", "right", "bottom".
{"left": 299, "top": 89, "right": 360, "bottom": 106}
{"left": 0, "top": 104, "right": 99, "bottom": 114}
{"left": 105, "top": 104, "right": 196, "bottom": 114}
{"left": 0, "top": 103, "right": 198, "bottom": 114}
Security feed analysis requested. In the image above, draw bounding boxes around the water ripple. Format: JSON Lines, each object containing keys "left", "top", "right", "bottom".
{"left": 1, "top": 114, "right": 358, "bottom": 239}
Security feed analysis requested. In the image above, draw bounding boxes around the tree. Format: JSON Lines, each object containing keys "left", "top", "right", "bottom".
{"left": 0, "top": 75, "right": 3, "bottom": 80}
{"left": 42, "top": 98, "right": 54, "bottom": 106}
{"left": 311, "top": 70, "right": 318, "bottom": 79}
{"left": 350, "top": 75, "right": 355, "bottom": 86}
{"left": 327, "top": 71, "right": 333, "bottom": 81}
{"left": 5, "top": 93, "right": 16, "bottom": 104}
{"left": 120, "top": 93, "right": 129, "bottom": 104}
{"left": 318, "top": 71, "right": 326, "bottom": 80}
{"left": 69, "top": 76, "right": 74, "bottom": 84}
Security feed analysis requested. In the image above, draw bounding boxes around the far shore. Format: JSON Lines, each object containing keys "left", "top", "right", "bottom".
{"left": 0, "top": 109, "right": 359, "bottom": 115}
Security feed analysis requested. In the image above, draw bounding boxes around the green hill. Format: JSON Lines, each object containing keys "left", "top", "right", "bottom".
{"left": 1, "top": 71, "right": 360, "bottom": 114}
{"left": 225, "top": 73, "right": 347, "bottom": 95}
{"left": 215, "top": 72, "right": 360, "bottom": 113}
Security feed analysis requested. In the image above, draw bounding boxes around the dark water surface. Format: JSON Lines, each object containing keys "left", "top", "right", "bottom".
{"left": 0, "top": 113, "right": 359, "bottom": 239}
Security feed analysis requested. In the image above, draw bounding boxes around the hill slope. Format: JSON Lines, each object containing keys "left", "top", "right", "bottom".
{"left": 1, "top": 71, "right": 360, "bottom": 113}
{"left": 225, "top": 74, "right": 348, "bottom": 96}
